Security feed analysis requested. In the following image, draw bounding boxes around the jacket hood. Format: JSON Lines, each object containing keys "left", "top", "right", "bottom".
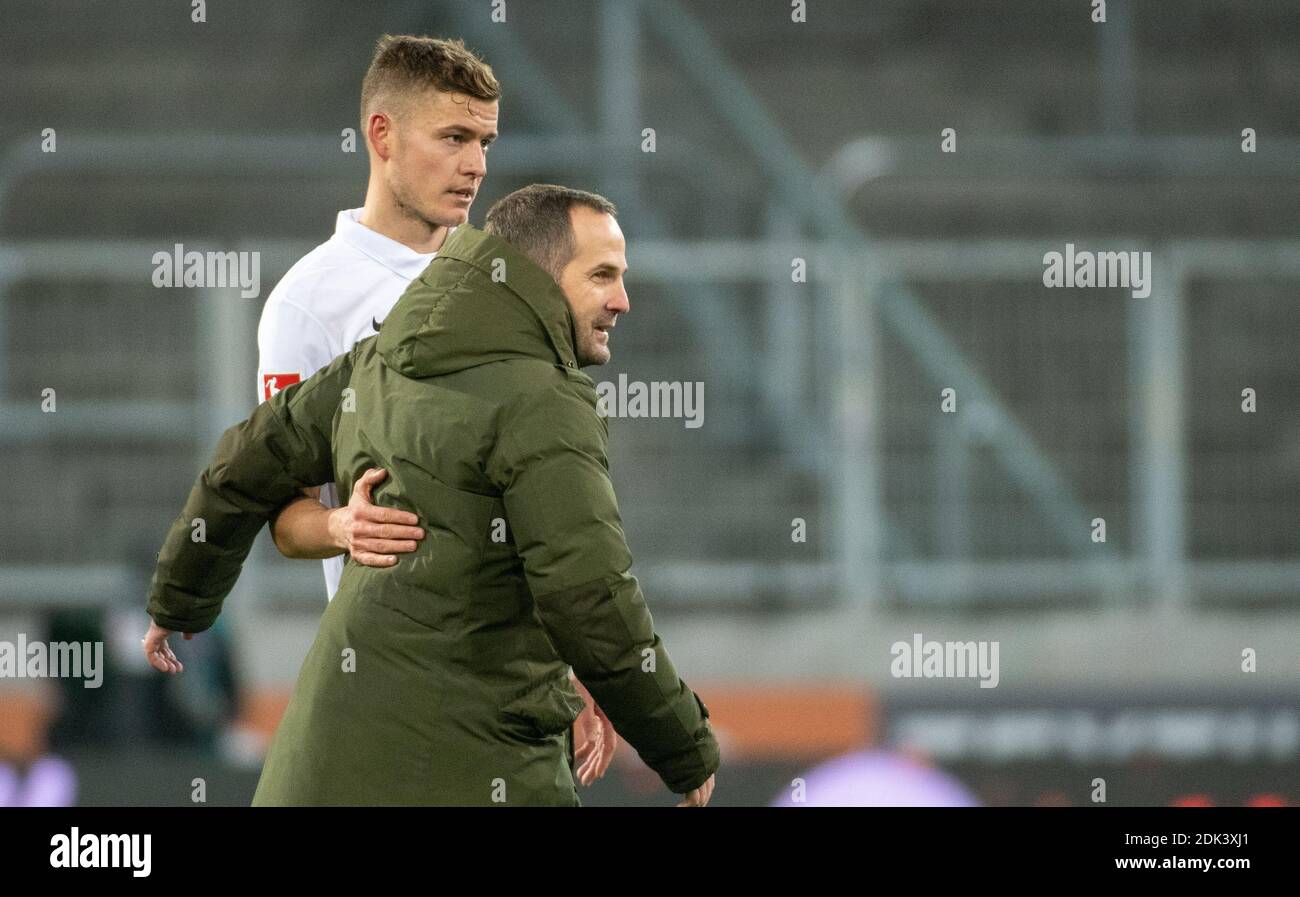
{"left": 377, "top": 224, "right": 581, "bottom": 378}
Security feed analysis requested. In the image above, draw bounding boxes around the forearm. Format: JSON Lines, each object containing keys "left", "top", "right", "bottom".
{"left": 493, "top": 383, "right": 719, "bottom": 792}
{"left": 148, "top": 408, "right": 318, "bottom": 632}
{"left": 148, "top": 348, "right": 355, "bottom": 632}
{"left": 535, "top": 575, "right": 718, "bottom": 792}
{"left": 270, "top": 496, "right": 344, "bottom": 559}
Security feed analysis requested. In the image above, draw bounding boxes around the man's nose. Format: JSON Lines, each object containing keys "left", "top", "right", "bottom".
{"left": 462, "top": 144, "right": 487, "bottom": 178}
{"left": 609, "top": 288, "right": 630, "bottom": 315}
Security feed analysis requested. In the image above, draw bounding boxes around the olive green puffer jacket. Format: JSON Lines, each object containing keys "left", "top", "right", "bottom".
{"left": 147, "top": 224, "right": 719, "bottom": 805}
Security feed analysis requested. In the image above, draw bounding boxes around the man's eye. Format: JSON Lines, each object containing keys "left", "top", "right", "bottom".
{"left": 446, "top": 134, "right": 463, "bottom": 143}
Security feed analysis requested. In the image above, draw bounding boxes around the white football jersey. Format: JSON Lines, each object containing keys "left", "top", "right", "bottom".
{"left": 256, "top": 208, "right": 443, "bottom": 601}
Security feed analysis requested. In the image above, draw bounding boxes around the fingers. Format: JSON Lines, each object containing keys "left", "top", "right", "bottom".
{"left": 574, "top": 727, "right": 595, "bottom": 780}
{"left": 353, "top": 538, "right": 420, "bottom": 555}
{"left": 143, "top": 622, "right": 191, "bottom": 674}
{"left": 351, "top": 550, "right": 399, "bottom": 568}
{"left": 572, "top": 702, "right": 617, "bottom": 786}
{"left": 348, "top": 522, "right": 424, "bottom": 567}
{"left": 675, "top": 775, "right": 715, "bottom": 807}
{"left": 577, "top": 738, "right": 603, "bottom": 786}
{"left": 573, "top": 716, "right": 607, "bottom": 787}
{"left": 593, "top": 737, "right": 615, "bottom": 778}
{"left": 340, "top": 470, "right": 423, "bottom": 565}
{"left": 161, "top": 643, "right": 184, "bottom": 674}
{"left": 353, "top": 467, "right": 408, "bottom": 509}
{"left": 353, "top": 467, "right": 388, "bottom": 504}
{"left": 351, "top": 467, "right": 379, "bottom": 504}
{"left": 580, "top": 733, "right": 612, "bottom": 784}
{"left": 353, "top": 520, "right": 425, "bottom": 541}
{"left": 143, "top": 638, "right": 184, "bottom": 674}
{"left": 595, "top": 712, "right": 618, "bottom": 777}
{"left": 350, "top": 470, "right": 419, "bottom": 527}
{"left": 356, "top": 505, "right": 422, "bottom": 528}
{"left": 160, "top": 639, "right": 183, "bottom": 673}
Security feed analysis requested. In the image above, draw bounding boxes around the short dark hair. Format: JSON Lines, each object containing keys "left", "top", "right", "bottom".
{"left": 483, "top": 184, "right": 618, "bottom": 281}
{"left": 360, "top": 35, "right": 500, "bottom": 131}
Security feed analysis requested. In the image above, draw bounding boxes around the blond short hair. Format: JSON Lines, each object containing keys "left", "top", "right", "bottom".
{"left": 360, "top": 35, "right": 500, "bottom": 131}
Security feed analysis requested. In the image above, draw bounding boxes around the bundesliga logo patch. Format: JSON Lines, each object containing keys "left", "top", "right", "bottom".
{"left": 263, "top": 372, "right": 301, "bottom": 400}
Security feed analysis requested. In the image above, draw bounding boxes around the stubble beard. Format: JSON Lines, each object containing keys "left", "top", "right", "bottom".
{"left": 390, "top": 170, "right": 455, "bottom": 234}
{"left": 575, "top": 328, "right": 610, "bottom": 367}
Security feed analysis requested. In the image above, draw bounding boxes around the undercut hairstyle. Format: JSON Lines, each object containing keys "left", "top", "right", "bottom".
{"left": 360, "top": 35, "right": 500, "bottom": 131}
{"left": 483, "top": 184, "right": 618, "bottom": 281}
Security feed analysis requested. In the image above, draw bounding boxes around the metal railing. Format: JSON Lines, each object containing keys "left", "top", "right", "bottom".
{"left": 2, "top": 236, "right": 1298, "bottom": 614}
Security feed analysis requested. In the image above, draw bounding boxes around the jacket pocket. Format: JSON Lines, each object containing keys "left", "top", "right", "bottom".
{"left": 500, "top": 674, "right": 586, "bottom": 740}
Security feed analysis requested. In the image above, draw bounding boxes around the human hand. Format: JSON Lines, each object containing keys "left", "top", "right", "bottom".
{"left": 142, "top": 619, "right": 191, "bottom": 674}
{"left": 676, "top": 774, "right": 715, "bottom": 807}
{"left": 571, "top": 675, "right": 619, "bottom": 786}
{"left": 328, "top": 468, "right": 424, "bottom": 566}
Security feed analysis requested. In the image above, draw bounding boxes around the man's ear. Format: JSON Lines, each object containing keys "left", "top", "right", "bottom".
{"left": 367, "top": 111, "right": 394, "bottom": 161}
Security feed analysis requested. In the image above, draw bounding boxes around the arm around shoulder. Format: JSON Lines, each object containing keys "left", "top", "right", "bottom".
{"left": 147, "top": 348, "right": 357, "bottom": 632}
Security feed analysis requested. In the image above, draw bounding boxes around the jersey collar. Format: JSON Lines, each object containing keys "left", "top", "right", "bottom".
{"left": 334, "top": 208, "right": 449, "bottom": 280}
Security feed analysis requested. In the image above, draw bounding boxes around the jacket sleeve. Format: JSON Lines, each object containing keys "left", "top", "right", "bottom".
{"left": 487, "top": 374, "right": 720, "bottom": 795}
{"left": 146, "top": 346, "right": 357, "bottom": 633}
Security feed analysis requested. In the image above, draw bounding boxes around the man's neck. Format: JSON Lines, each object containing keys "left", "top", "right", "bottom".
{"left": 358, "top": 189, "right": 451, "bottom": 255}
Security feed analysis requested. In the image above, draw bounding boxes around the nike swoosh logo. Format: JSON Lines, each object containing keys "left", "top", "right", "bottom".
{"left": 372, "top": 317, "right": 383, "bottom": 332}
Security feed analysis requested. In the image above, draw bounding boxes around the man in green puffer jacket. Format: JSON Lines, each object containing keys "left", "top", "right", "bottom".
{"left": 143, "top": 184, "right": 719, "bottom": 806}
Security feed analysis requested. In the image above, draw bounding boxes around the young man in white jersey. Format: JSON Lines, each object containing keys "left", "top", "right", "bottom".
{"left": 258, "top": 36, "right": 497, "bottom": 596}
{"left": 249, "top": 35, "right": 616, "bottom": 784}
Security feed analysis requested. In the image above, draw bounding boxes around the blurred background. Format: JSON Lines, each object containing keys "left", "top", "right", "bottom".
{"left": 1, "top": 0, "right": 1297, "bottom": 806}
